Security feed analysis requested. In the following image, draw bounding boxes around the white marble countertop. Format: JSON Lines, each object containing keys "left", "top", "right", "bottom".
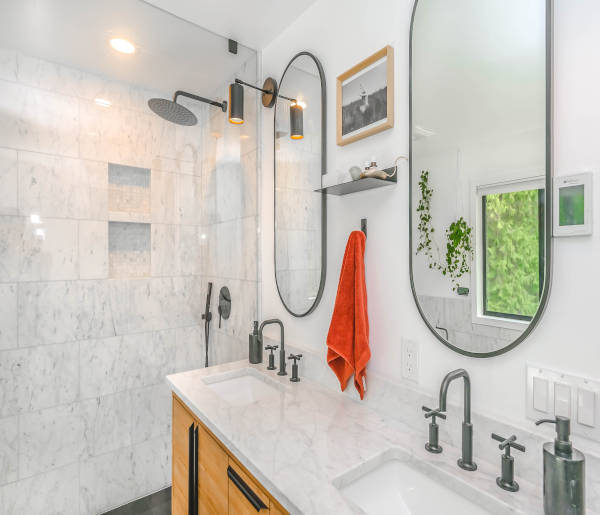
{"left": 166, "top": 360, "right": 551, "bottom": 515}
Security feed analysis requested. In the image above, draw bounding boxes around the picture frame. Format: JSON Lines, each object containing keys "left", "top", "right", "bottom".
{"left": 336, "top": 45, "right": 394, "bottom": 146}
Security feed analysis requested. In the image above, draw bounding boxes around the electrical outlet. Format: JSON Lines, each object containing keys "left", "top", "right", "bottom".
{"left": 402, "top": 339, "right": 419, "bottom": 382}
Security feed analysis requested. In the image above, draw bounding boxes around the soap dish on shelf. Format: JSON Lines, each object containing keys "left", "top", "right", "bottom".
{"left": 316, "top": 166, "right": 397, "bottom": 196}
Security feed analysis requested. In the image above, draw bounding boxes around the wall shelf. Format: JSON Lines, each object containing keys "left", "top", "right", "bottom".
{"left": 315, "top": 166, "right": 397, "bottom": 196}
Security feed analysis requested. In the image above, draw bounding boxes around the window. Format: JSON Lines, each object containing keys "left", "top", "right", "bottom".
{"left": 481, "top": 187, "right": 545, "bottom": 321}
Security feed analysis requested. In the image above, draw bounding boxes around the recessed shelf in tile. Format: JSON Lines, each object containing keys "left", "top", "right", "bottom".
{"left": 108, "top": 221, "right": 151, "bottom": 278}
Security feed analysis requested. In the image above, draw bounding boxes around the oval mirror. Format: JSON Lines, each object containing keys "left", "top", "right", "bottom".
{"left": 274, "top": 52, "right": 326, "bottom": 317}
{"left": 410, "top": 0, "right": 552, "bottom": 356}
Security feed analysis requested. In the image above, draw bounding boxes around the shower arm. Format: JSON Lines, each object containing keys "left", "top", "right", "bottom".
{"left": 234, "top": 79, "right": 297, "bottom": 104}
{"left": 173, "top": 90, "right": 227, "bottom": 112}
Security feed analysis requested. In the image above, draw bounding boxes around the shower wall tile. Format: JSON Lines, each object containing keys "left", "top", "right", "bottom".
{"left": 19, "top": 402, "right": 89, "bottom": 478}
{"left": 178, "top": 173, "right": 203, "bottom": 225}
{"left": 0, "top": 216, "right": 79, "bottom": 282}
{"left": 0, "top": 148, "right": 18, "bottom": 215}
{"left": 0, "top": 415, "right": 18, "bottom": 485}
{"left": 150, "top": 170, "right": 178, "bottom": 224}
{"left": 151, "top": 224, "right": 181, "bottom": 277}
{"left": 79, "top": 331, "right": 171, "bottom": 399}
{"left": 79, "top": 100, "right": 167, "bottom": 169}
{"left": 79, "top": 220, "right": 109, "bottom": 279}
{"left": 81, "top": 392, "right": 133, "bottom": 457}
{"left": 0, "top": 49, "right": 17, "bottom": 82}
{"left": 79, "top": 434, "right": 170, "bottom": 515}
{"left": 0, "top": 463, "right": 79, "bottom": 515}
{"left": 108, "top": 277, "right": 202, "bottom": 335}
{"left": 205, "top": 216, "right": 257, "bottom": 281}
{"left": 0, "top": 81, "right": 79, "bottom": 157}
{"left": 20, "top": 217, "right": 79, "bottom": 281}
{"left": 18, "top": 280, "right": 115, "bottom": 347}
{"left": 18, "top": 152, "right": 108, "bottom": 220}
{"left": 174, "top": 325, "right": 205, "bottom": 373}
{"left": 179, "top": 225, "right": 203, "bottom": 276}
{"left": 0, "top": 342, "right": 79, "bottom": 417}
{"left": 0, "top": 283, "right": 17, "bottom": 350}
{"left": 16, "top": 52, "right": 84, "bottom": 99}
{"left": 131, "top": 383, "right": 171, "bottom": 444}
{"left": 0, "top": 216, "right": 20, "bottom": 281}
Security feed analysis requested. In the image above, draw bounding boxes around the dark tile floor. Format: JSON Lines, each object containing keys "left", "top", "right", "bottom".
{"left": 102, "top": 487, "right": 171, "bottom": 515}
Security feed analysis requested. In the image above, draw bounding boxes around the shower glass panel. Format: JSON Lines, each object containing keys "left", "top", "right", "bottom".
{"left": 0, "top": 0, "right": 258, "bottom": 512}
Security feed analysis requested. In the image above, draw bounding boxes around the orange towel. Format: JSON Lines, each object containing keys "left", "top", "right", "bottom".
{"left": 326, "top": 230, "right": 370, "bottom": 399}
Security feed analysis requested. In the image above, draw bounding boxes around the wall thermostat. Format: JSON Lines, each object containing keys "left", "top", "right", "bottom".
{"left": 553, "top": 172, "right": 593, "bottom": 237}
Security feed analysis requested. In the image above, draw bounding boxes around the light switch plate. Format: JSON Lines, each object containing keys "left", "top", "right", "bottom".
{"left": 578, "top": 388, "right": 596, "bottom": 427}
{"left": 527, "top": 363, "right": 600, "bottom": 442}
{"left": 532, "top": 376, "right": 549, "bottom": 413}
{"left": 554, "top": 382, "right": 571, "bottom": 417}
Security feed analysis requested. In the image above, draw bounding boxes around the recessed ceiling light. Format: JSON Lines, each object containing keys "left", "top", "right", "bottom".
{"left": 94, "top": 98, "right": 112, "bottom": 108}
{"left": 109, "top": 38, "right": 135, "bottom": 54}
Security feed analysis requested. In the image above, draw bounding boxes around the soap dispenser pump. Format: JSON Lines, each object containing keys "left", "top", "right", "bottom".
{"left": 249, "top": 321, "right": 262, "bottom": 364}
{"left": 535, "top": 416, "right": 585, "bottom": 515}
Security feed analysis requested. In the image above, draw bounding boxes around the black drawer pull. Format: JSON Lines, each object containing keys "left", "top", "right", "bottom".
{"left": 188, "top": 423, "right": 198, "bottom": 515}
{"left": 227, "top": 465, "right": 268, "bottom": 512}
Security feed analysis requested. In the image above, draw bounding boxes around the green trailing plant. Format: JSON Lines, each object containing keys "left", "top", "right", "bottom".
{"left": 415, "top": 170, "right": 474, "bottom": 292}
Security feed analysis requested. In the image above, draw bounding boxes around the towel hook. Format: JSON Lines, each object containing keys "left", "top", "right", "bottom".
{"left": 361, "top": 218, "right": 367, "bottom": 238}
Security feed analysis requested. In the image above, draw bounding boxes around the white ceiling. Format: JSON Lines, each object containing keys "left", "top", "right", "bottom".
{"left": 143, "top": 0, "right": 318, "bottom": 50}
{"left": 0, "top": 0, "right": 257, "bottom": 96}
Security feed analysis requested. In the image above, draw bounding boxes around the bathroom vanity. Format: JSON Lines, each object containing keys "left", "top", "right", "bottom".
{"left": 171, "top": 393, "right": 287, "bottom": 514}
{"left": 166, "top": 359, "right": 584, "bottom": 515}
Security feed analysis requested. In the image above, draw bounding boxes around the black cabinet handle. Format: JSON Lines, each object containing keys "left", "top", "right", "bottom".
{"left": 227, "top": 465, "right": 268, "bottom": 512}
{"left": 188, "top": 423, "right": 198, "bottom": 515}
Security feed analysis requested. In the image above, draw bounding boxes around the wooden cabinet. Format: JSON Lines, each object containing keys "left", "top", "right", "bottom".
{"left": 172, "top": 395, "right": 197, "bottom": 515}
{"left": 172, "top": 394, "right": 288, "bottom": 515}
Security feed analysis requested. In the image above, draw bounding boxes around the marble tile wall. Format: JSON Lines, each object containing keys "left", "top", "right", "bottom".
{"left": 0, "top": 47, "right": 258, "bottom": 514}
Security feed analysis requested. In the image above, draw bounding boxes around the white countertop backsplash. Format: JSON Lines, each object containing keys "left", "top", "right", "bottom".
{"left": 166, "top": 339, "right": 600, "bottom": 514}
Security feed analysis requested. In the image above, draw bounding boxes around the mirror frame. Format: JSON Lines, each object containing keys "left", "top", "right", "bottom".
{"left": 274, "top": 51, "right": 327, "bottom": 317}
{"left": 408, "top": 0, "right": 553, "bottom": 357}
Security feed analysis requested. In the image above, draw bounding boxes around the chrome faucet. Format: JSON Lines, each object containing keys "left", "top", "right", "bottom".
{"left": 438, "top": 369, "right": 477, "bottom": 471}
{"left": 258, "top": 319, "right": 287, "bottom": 376}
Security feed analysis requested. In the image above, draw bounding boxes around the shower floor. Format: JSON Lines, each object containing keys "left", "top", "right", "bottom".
{"left": 101, "top": 488, "right": 171, "bottom": 515}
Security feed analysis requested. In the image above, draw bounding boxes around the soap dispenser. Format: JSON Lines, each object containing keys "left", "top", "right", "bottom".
{"left": 249, "top": 321, "right": 262, "bottom": 364}
{"left": 535, "top": 416, "right": 585, "bottom": 515}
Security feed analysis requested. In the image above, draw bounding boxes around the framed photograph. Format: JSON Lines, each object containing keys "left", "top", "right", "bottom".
{"left": 336, "top": 45, "right": 394, "bottom": 146}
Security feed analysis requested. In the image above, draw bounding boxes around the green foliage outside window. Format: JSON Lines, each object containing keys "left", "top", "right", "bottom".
{"left": 484, "top": 189, "right": 543, "bottom": 319}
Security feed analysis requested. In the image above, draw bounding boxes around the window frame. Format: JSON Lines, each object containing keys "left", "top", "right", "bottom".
{"left": 471, "top": 176, "right": 545, "bottom": 331}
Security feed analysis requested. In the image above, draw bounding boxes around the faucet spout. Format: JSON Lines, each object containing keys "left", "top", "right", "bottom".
{"left": 438, "top": 368, "right": 476, "bottom": 471}
{"left": 258, "top": 319, "right": 287, "bottom": 376}
{"left": 438, "top": 368, "right": 471, "bottom": 424}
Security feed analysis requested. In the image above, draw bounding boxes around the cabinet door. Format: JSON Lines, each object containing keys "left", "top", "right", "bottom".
{"left": 172, "top": 396, "right": 197, "bottom": 515}
{"left": 198, "top": 424, "right": 228, "bottom": 514}
{"left": 227, "top": 460, "right": 270, "bottom": 514}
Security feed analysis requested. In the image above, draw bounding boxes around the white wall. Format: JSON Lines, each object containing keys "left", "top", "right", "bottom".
{"left": 260, "top": 0, "right": 600, "bottom": 431}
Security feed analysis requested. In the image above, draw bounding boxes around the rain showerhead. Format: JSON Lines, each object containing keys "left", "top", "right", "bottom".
{"left": 147, "top": 90, "right": 227, "bottom": 126}
{"left": 148, "top": 98, "right": 197, "bottom": 126}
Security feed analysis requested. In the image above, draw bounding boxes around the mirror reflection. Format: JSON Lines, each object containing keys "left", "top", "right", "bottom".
{"left": 275, "top": 53, "right": 326, "bottom": 316}
{"left": 410, "top": 0, "right": 550, "bottom": 355}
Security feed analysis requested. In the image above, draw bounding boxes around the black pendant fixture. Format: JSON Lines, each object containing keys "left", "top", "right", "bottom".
{"left": 228, "top": 82, "right": 244, "bottom": 124}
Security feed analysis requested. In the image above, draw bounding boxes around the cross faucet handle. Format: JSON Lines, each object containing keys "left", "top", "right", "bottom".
{"left": 422, "top": 405, "right": 446, "bottom": 421}
{"left": 264, "top": 345, "right": 278, "bottom": 351}
{"left": 491, "top": 433, "right": 526, "bottom": 454}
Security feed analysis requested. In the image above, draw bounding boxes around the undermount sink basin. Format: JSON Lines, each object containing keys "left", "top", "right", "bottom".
{"left": 204, "top": 369, "right": 282, "bottom": 407}
{"left": 339, "top": 456, "right": 491, "bottom": 515}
